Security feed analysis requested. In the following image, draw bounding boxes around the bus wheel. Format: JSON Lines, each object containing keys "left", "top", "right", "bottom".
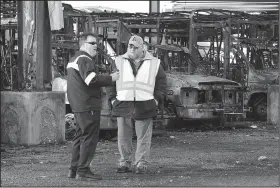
{"left": 253, "top": 100, "right": 267, "bottom": 121}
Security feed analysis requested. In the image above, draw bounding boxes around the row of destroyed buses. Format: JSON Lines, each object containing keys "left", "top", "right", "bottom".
{"left": 51, "top": 4, "right": 279, "bottom": 137}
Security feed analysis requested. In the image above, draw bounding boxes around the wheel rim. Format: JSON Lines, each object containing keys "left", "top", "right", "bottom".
{"left": 256, "top": 102, "right": 267, "bottom": 118}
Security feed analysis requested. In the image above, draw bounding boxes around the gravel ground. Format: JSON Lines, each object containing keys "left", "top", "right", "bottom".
{"left": 1, "top": 121, "right": 279, "bottom": 187}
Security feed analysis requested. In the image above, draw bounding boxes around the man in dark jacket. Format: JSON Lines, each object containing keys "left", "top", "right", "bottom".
{"left": 107, "top": 35, "right": 166, "bottom": 174}
{"left": 67, "top": 32, "right": 119, "bottom": 180}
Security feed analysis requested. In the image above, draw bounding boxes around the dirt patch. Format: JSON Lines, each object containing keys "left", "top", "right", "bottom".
{"left": 1, "top": 121, "right": 279, "bottom": 187}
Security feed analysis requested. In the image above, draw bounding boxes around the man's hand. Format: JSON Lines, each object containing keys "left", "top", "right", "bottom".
{"left": 110, "top": 71, "right": 120, "bottom": 82}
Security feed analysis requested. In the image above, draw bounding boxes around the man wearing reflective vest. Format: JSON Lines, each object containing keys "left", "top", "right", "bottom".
{"left": 108, "top": 35, "right": 166, "bottom": 174}
{"left": 66, "top": 33, "right": 119, "bottom": 180}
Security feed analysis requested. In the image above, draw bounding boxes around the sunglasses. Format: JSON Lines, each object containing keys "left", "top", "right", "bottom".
{"left": 86, "top": 41, "right": 97, "bottom": 45}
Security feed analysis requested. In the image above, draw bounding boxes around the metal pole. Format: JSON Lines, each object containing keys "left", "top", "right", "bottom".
{"left": 35, "top": 1, "right": 52, "bottom": 90}
{"left": 188, "top": 12, "right": 197, "bottom": 74}
{"left": 149, "top": 0, "right": 160, "bottom": 13}
{"left": 223, "top": 24, "right": 230, "bottom": 79}
{"left": 17, "top": 1, "right": 24, "bottom": 90}
{"left": 278, "top": 0, "right": 280, "bottom": 185}
{"left": 9, "top": 23, "right": 13, "bottom": 91}
{"left": 35, "top": 1, "right": 45, "bottom": 90}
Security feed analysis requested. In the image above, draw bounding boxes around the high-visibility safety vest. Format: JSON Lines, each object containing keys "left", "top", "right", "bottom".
{"left": 115, "top": 54, "right": 160, "bottom": 101}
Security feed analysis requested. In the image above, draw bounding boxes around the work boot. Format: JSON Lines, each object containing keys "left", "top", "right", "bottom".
{"left": 116, "top": 166, "right": 132, "bottom": 173}
{"left": 135, "top": 164, "right": 147, "bottom": 174}
{"left": 67, "top": 169, "right": 76, "bottom": 178}
{"left": 75, "top": 169, "right": 102, "bottom": 181}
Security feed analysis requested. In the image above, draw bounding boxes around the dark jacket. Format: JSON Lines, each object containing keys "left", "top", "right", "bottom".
{"left": 107, "top": 52, "right": 166, "bottom": 120}
{"left": 67, "top": 51, "right": 113, "bottom": 112}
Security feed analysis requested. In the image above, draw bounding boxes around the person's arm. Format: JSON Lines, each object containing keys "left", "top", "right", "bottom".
{"left": 107, "top": 61, "right": 117, "bottom": 105}
{"left": 154, "top": 63, "right": 167, "bottom": 105}
{"left": 78, "top": 57, "right": 113, "bottom": 87}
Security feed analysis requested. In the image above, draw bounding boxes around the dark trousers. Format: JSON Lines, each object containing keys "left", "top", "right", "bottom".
{"left": 70, "top": 110, "right": 101, "bottom": 173}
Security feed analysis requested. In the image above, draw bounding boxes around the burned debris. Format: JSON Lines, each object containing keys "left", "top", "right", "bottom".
{"left": 1, "top": 2, "right": 278, "bottom": 130}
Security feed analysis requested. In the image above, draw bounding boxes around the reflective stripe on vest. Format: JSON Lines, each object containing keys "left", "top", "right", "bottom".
{"left": 115, "top": 56, "right": 160, "bottom": 100}
{"left": 67, "top": 55, "right": 96, "bottom": 86}
{"left": 66, "top": 55, "right": 92, "bottom": 71}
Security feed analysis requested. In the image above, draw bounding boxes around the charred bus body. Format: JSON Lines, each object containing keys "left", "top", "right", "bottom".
{"left": 189, "top": 9, "right": 279, "bottom": 121}
{"left": 152, "top": 44, "right": 247, "bottom": 126}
